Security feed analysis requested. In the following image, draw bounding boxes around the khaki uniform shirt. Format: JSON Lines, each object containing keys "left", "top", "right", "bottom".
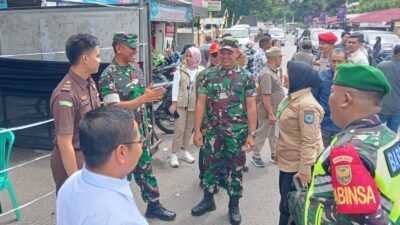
{"left": 276, "top": 88, "right": 324, "bottom": 176}
{"left": 318, "top": 54, "right": 330, "bottom": 72}
{"left": 256, "top": 64, "right": 285, "bottom": 119}
{"left": 50, "top": 70, "right": 101, "bottom": 149}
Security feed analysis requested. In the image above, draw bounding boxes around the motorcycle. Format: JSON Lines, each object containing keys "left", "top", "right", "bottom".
{"left": 151, "top": 63, "right": 178, "bottom": 134}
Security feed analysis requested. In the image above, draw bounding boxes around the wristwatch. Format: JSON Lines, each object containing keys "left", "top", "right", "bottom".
{"left": 249, "top": 130, "right": 258, "bottom": 138}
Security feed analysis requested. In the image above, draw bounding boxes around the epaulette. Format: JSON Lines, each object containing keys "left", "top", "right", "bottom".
{"left": 61, "top": 80, "right": 72, "bottom": 92}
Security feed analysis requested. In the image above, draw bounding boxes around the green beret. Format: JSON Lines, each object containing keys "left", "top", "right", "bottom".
{"left": 113, "top": 32, "right": 142, "bottom": 48}
{"left": 334, "top": 64, "right": 391, "bottom": 96}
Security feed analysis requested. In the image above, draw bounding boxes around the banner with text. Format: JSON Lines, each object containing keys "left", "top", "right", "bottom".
{"left": 208, "top": 1, "right": 221, "bottom": 12}
{"left": 150, "top": 0, "right": 192, "bottom": 22}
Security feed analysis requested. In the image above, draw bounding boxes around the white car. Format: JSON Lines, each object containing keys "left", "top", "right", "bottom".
{"left": 269, "top": 28, "right": 286, "bottom": 46}
{"left": 224, "top": 28, "right": 250, "bottom": 49}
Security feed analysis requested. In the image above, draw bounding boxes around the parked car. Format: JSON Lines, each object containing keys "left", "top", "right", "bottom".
{"left": 231, "top": 24, "right": 251, "bottom": 35}
{"left": 224, "top": 27, "right": 250, "bottom": 49}
{"left": 359, "top": 30, "right": 400, "bottom": 61}
{"left": 269, "top": 28, "right": 286, "bottom": 46}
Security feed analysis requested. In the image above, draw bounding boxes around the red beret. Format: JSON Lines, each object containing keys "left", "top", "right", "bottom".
{"left": 318, "top": 32, "right": 338, "bottom": 44}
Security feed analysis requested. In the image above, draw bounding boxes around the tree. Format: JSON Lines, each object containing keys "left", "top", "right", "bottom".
{"left": 348, "top": 0, "right": 400, "bottom": 13}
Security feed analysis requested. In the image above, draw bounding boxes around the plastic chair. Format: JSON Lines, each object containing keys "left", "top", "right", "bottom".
{"left": 0, "top": 128, "right": 20, "bottom": 220}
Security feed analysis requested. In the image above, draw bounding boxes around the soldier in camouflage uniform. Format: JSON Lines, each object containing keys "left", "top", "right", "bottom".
{"left": 191, "top": 37, "right": 258, "bottom": 225}
{"left": 196, "top": 42, "right": 228, "bottom": 191}
{"left": 303, "top": 64, "right": 400, "bottom": 224}
{"left": 98, "top": 32, "right": 176, "bottom": 221}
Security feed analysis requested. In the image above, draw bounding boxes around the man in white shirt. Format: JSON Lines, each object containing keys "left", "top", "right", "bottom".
{"left": 347, "top": 33, "right": 369, "bottom": 65}
{"left": 57, "top": 106, "right": 148, "bottom": 225}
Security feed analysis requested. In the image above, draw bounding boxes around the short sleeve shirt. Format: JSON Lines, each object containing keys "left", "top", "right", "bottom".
{"left": 252, "top": 49, "right": 267, "bottom": 81}
{"left": 257, "top": 65, "right": 285, "bottom": 118}
{"left": 198, "top": 65, "right": 256, "bottom": 134}
{"left": 50, "top": 70, "right": 101, "bottom": 149}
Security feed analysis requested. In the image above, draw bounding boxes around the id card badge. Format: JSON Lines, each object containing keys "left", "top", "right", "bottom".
{"left": 274, "top": 120, "right": 280, "bottom": 138}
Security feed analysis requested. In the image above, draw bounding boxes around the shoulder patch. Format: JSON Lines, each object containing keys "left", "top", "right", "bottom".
{"left": 304, "top": 110, "right": 315, "bottom": 124}
{"left": 59, "top": 100, "right": 73, "bottom": 107}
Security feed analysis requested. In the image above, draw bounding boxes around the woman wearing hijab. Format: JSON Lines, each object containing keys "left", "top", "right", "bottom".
{"left": 169, "top": 47, "right": 205, "bottom": 168}
{"left": 275, "top": 61, "right": 324, "bottom": 225}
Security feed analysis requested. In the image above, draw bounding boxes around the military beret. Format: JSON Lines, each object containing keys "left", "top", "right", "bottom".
{"left": 219, "top": 36, "right": 239, "bottom": 51}
{"left": 318, "top": 32, "right": 338, "bottom": 45}
{"left": 334, "top": 64, "right": 391, "bottom": 96}
{"left": 113, "top": 32, "right": 142, "bottom": 48}
{"left": 266, "top": 47, "right": 282, "bottom": 58}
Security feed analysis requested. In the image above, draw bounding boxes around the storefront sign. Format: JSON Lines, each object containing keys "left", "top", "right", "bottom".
{"left": 54, "top": 0, "right": 137, "bottom": 5}
{"left": 150, "top": 0, "right": 192, "bottom": 22}
{"left": 0, "top": 0, "right": 8, "bottom": 9}
{"left": 192, "top": 0, "right": 202, "bottom": 7}
{"left": 208, "top": 1, "right": 221, "bottom": 12}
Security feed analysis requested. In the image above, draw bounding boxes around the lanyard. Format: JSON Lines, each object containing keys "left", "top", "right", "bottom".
{"left": 277, "top": 98, "right": 291, "bottom": 120}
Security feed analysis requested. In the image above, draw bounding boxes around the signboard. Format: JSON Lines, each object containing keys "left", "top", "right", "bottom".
{"left": 208, "top": 1, "right": 221, "bottom": 12}
{"left": 0, "top": 0, "right": 7, "bottom": 9}
{"left": 337, "top": 5, "right": 346, "bottom": 23}
{"left": 192, "top": 0, "right": 202, "bottom": 7}
{"left": 54, "top": 0, "right": 137, "bottom": 5}
{"left": 150, "top": 0, "right": 192, "bottom": 22}
{"left": 192, "top": 0, "right": 208, "bottom": 17}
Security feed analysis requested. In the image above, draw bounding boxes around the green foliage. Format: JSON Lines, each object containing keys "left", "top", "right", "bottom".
{"left": 219, "top": 0, "right": 399, "bottom": 23}
{"left": 348, "top": 0, "right": 400, "bottom": 13}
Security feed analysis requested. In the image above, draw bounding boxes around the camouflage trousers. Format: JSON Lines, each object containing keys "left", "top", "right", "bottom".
{"left": 202, "top": 130, "right": 247, "bottom": 198}
{"left": 128, "top": 146, "right": 160, "bottom": 203}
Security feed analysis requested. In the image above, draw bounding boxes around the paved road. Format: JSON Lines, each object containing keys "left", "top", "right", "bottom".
{"left": 0, "top": 35, "right": 297, "bottom": 225}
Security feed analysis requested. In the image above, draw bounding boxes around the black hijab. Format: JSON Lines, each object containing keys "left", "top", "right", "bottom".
{"left": 287, "top": 61, "right": 320, "bottom": 94}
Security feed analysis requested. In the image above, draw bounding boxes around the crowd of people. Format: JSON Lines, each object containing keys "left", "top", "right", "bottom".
{"left": 51, "top": 30, "right": 400, "bottom": 225}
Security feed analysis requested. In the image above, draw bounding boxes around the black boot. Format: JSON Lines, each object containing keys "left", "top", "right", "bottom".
{"left": 228, "top": 198, "right": 241, "bottom": 225}
{"left": 191, "top": 190, "right": 216, "bottom": 216}
{"left": 145, "top": 200, "right": 176, "bottom": 221}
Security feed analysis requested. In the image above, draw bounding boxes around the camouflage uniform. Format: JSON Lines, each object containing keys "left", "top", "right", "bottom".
{"left": 99, "top": 62, "right": 160, "bottom": 202}
{"left": 198, "top": 65, "right": 257, "bottom": 198}
{"left": 305, "top": 115, "right": 398, "bottom": 224}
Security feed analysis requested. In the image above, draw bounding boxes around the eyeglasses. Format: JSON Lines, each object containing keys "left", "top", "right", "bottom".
{"left": 124, "top": 136, "right": 146, "bottom": 146}
{"left": 109, "top": 136, "right": 146, "bottom": 151}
